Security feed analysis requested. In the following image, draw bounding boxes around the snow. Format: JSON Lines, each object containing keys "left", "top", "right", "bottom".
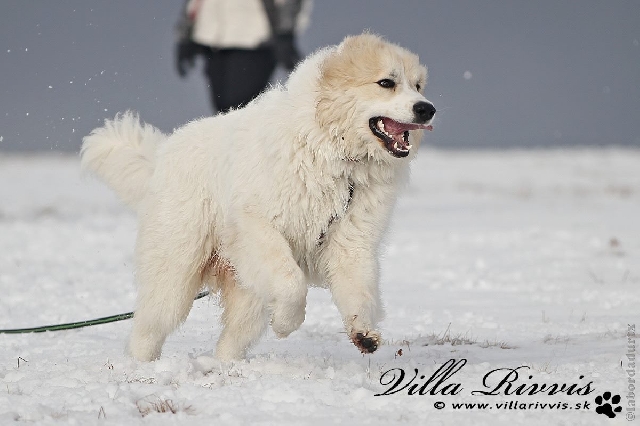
{"left": 0, "top": 148, "right": 638, "bottom": 425}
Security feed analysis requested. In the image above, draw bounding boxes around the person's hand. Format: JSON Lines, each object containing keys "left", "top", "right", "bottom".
{"left": 176, "top": 40, "right": 201, "bottom": 78}
{"left": 272, "top": 32, "right": 300, "bottom": 71}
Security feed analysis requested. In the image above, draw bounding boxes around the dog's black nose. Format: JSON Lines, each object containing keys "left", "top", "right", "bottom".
{"left": 413, "top": 101, "right": 436, "bottom": 123}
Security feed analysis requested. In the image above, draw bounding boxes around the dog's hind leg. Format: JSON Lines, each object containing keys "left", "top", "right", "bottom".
{"left": 128, "top": 275, "right": 202, "bottom": 362}
{"left": 215, "top": 275, "right": 269, "bottom": 361}
{"left": 127, "top": 209, "right": 209, "bottom": 362}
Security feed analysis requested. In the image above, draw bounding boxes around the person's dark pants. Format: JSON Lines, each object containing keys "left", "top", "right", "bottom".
{"left": 204, "top": 47, "right": 277, "bottom": 114}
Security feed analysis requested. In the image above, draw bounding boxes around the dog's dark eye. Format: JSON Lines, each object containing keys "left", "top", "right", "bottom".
{"left": 416, "top": 83, "right": 421, "bottom": 91}
{"left": 377, "top": 79, "right": 396, "bottom": 89}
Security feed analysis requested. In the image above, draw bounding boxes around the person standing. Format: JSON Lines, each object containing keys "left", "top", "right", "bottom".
{"left": 176, "top": 0, "right": 311, "bottom": 114}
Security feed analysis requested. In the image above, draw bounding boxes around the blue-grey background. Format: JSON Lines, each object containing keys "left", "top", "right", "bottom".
{"left": 1, "top": 1, "right": 639, "bottom": 152}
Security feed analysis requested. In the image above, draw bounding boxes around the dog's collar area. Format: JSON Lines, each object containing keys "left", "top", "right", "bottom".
{"left": 343, "top": 155, "right": 361, "bottom": 163}
{"left": 317, "top": 180, "right": 355, "bottom": 246}
{"left": 338, "top": 135, "right": 362, "bottom": 163}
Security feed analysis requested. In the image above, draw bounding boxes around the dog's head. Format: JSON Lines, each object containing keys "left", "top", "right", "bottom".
{"left": 316, "top": 34, "right": 435, "bottom": 161}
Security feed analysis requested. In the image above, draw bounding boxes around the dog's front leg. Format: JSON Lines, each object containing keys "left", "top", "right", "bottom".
{"left": 320, "top": 181, "right": 399, "bottom": 354}
{"left": 323, "top": 244, "right": 384, "bottom": 354}
{"left": 223, "top": 212, "right": 308, "bottom": 341}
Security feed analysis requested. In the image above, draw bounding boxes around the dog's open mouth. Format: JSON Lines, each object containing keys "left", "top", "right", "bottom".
{"left": 369, "top": 117, "right": 433, "bottom": 158}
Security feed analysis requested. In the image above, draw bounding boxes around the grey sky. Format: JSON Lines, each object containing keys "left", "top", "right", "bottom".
{"left": 1, "top": 0, "right": 638, "bottom": 151}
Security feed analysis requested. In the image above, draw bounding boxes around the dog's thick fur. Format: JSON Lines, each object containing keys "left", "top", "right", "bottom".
{"left": 81, "top": 34, "right": 434, "bottom": 361}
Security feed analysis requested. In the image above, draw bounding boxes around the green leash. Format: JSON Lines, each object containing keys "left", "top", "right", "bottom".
{"left": 0, "top": 290, "right": 210, "bottom": 334}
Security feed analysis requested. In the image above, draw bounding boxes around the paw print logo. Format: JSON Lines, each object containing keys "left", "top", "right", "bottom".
{"left": 594, "top": 391, "right": 622, "bottom": 419}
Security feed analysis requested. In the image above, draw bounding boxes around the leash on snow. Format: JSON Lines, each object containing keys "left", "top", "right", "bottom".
{"left": 0, "top": 290, "right": 210, "bottom": 334}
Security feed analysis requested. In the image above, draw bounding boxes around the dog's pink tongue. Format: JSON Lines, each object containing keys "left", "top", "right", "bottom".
{"left": 382, "top": 117, "right": 432, "bottom": 134}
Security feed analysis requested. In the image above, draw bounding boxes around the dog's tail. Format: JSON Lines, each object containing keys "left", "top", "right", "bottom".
{"left": 81, "top": 111, "right": 165, "bottom": 211}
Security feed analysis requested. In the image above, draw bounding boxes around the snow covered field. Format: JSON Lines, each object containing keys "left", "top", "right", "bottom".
{"left": 1, "top": 148, "right": 638, "bottom": 425}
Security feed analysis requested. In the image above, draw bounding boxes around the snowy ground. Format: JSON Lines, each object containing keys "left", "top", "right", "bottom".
{"left": 1, "top": 148, "right": 638, "bottom": 425}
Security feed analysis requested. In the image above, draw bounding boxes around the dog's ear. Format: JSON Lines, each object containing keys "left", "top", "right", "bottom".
{"left": 320, "top": 34, "right": 387, "bottom": 89}
{"left": 336, "top": 34, "right": 428, "bottom": 94}
{"left": 339, "top": 33, "right": 386, "bottom": 52}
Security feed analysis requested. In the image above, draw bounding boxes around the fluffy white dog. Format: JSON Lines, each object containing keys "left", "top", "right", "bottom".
{"left": 81, "top": 33, "right": 435, "bottom": 361}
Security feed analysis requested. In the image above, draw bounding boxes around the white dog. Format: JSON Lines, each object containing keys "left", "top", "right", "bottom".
{"left": 81, "top": 33, "right": 435, "bottom": 361}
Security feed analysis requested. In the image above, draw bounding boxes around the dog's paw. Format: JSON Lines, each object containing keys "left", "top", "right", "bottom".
{"left": 127, "top": 336, "right": 162, "bottom": 362}
{"left": 215, "top": 342, "right": 247, "bottom": 362}
{"left": 271, "top": 304, "right": 306, "bottom": 338}
{"left": 350, "top": 330, "right": 381, "bottom": 354}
